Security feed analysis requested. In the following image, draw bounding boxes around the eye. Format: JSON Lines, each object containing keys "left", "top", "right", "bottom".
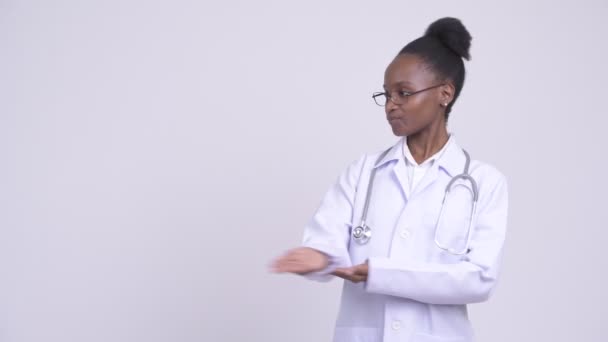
{"left": 397, "top": 90, "right": 412, "bottom": 98}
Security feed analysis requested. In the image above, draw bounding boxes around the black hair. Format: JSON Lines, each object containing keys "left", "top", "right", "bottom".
{"left": 398, "top": 17, "right": 472, "bottom": 119}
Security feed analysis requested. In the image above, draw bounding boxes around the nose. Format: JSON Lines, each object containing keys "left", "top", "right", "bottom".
{"left": 385, "top": 96, "right": 399, "bottom": 112}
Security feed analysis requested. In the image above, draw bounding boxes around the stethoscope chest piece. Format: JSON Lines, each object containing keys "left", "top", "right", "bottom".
{"left": 352, "top": 224, "right": 371, "bottom": 244}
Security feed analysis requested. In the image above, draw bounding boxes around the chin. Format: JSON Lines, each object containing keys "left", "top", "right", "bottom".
{"left": 389, "top": 124, "right": 410, "bottom": 137}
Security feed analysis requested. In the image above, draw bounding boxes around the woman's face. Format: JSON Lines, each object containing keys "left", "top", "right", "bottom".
{"left": 383, "top": 53, "right": 450, "bottom": 137}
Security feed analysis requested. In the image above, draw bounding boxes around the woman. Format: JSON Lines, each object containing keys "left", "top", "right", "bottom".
{"left": 271, "top": 17, "right": 508, "bottom": 342}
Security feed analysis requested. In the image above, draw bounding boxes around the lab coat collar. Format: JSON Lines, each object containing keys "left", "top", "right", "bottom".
{"left": 373, "top": 135, "right": 466, "bottom": 177}
{"left": 373, "top": 139, "right": 404, "bottom": 169}
{"left": 436, "top": 137, "right": 467, "bottom": 177}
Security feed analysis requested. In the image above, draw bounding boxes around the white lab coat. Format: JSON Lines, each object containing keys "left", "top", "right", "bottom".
{"left": 301, "top": 137, "right": 509, "bottom": 342}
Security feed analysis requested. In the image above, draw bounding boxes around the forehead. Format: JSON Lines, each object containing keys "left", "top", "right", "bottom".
{"left": 384, "top": 54, "right": 435, "bottom": 88}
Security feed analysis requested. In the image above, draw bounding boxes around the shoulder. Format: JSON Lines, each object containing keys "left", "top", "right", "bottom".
{"left": 468, "top": 159, "right": 509, "bottom": 205}
{"left": 362, "top": 140, "right": 403, "bottom": 170}
{"left": 339, "top": 142, "right": 400, "bottom": 183}
{"left": 469, "top": 159, "right": 508, "bottom": 187}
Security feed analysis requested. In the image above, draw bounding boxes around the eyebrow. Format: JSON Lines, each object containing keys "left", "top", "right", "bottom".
{"left": 383, "top": 81, "right": 416, "bottom": 90}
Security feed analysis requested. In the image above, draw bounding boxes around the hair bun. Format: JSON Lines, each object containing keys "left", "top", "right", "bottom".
{"left": 424, "top": 17, "right": 472, "bottom": 60}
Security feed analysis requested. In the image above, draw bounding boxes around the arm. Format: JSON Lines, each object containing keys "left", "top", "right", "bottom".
{"left": 299, "top": 156, "right": 367, "bottom": 282}
{"left": 365, "top": 173, "right": 509, "bottom": 304}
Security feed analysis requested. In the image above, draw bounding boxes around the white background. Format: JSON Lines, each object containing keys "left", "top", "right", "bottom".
{"left": 1, "top": 0, "right": 607, "bottom": 341}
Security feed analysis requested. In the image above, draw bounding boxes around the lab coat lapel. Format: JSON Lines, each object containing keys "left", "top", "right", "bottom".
{"left": 392, "top": 158, "right": 411, "bottom": 200}
{"left": 411, "top": 138, "right": 465, "bottom": 198}
{"left": 375, "top": 138, "right": 411, "bottom": 200}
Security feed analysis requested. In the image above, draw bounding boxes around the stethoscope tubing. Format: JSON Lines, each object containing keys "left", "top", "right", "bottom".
{"left": 352, "top": 147, "right": 478, "bottom": 255}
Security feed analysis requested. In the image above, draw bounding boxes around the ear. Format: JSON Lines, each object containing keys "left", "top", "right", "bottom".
{"left": 439, "top": 83, "right": 456, "bottom": 107}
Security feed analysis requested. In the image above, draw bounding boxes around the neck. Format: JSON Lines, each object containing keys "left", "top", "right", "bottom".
{"left": 406, "top": 121, "right": 449, "bottom": 164}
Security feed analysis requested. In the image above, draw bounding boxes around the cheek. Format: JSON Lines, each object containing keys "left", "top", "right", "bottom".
{"left": 411, "top": 100, "right": 440, "bottom": 122}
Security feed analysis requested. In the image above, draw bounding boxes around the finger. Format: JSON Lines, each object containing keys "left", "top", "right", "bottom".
{"left": 278, "top": 252, "right": 304, "bottom": 264}
{"left": 273, "top": 258, "right": 299, "bottom": 273}
{"left": 331, "top": 269, "right": 349, "bottom": 279}
{"left": 331, "top": 269, "right": 344, "bottom": 278}
{"left": 332, "top": 268, "right": 354, "bottom": 277}
{"left": 276, "top": 260, "right": 302, "bottom": 273}
{"left": 333, "top": 269, "right": 359, "bottom": 282}
{"left": 270, "top": 257, "right": 288, "bottom": 272}
{"left": 350, "top": 276, "right": 364, "bottom": 283}
{"left": 349, "top": 272, "right": 367, "bottom": 283}
{"left": 269, "top": 259, "right": 281, "bottom": 272}
{"left": 333, "top": 273, "right": 355, "bottom": 282}
{"left": 334, "top": 267, "right": 367, "bottom": 283}
{"left": 277, "top": 260, "right": 316, "bottom": 274}
{"left": 272, "top": 252, "right": 296, "bottom": 265}
{"left": 353, "top": 267, "right": 368, "bottom": 277}
{"left": 331, "top": 273, "right": 347, "bottom": 280}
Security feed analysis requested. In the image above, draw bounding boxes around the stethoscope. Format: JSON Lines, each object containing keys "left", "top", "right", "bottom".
{"left": 351, "top": 147, "right": 479, "bottom": 255}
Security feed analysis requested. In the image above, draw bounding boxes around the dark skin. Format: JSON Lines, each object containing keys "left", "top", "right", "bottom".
{"left": 271, "top": 53, "right": 456, "bottom": 283}
{"left": 384, "top": 53, "right": 455, "bottom": 163}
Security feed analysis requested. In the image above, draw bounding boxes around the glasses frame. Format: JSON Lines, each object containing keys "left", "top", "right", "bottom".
{"left": 372, "top": 83, "right": 445, "bottom": 106}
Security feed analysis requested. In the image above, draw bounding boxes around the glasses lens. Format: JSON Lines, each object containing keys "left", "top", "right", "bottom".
{"left": 373, "top": 93, "right": 387, "bottom": 106}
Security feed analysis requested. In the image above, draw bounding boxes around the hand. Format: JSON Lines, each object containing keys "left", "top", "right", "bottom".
{"left": 331, "top": 261, "right": 369, "bottom": 283}
{"left": 270, "top": 247, "right": 329, "bottom": 275}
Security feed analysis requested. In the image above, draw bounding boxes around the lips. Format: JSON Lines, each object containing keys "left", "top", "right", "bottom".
{"left": 387, "top": 111, "right": 406, "bottom": 121}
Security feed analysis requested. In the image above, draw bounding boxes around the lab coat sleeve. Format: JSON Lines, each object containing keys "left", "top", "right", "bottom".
{"left": 300, "top": 156, "right": 367, "bottom": 282}
{"left": 365, "top": 172, "right": 509, "bottom": 304}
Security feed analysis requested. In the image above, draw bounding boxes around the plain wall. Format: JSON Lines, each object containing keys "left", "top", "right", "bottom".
{"left": 1, "top": 0, "right": 607, "bottom": 341}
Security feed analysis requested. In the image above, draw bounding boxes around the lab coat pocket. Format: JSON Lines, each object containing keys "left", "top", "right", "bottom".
{"left": 426, "top": 182, "right": 475, "bottom": 259}
{"left": 423, "top": 211, "right": 469, "bottom": 264}
{"left": 333, "top": 327, "right": 381, "bottom": 342}
{"left": 410, "top": 332, "right": 472, "bottom": 342}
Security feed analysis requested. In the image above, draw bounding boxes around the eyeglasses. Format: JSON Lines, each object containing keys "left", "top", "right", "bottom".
{"left": 372, "top": 84, "right": 444, "bottom": 106}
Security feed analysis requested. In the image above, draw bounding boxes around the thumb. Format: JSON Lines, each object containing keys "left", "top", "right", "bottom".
{"left": 333, "top": 267, "right": 354, "bottom": 276}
